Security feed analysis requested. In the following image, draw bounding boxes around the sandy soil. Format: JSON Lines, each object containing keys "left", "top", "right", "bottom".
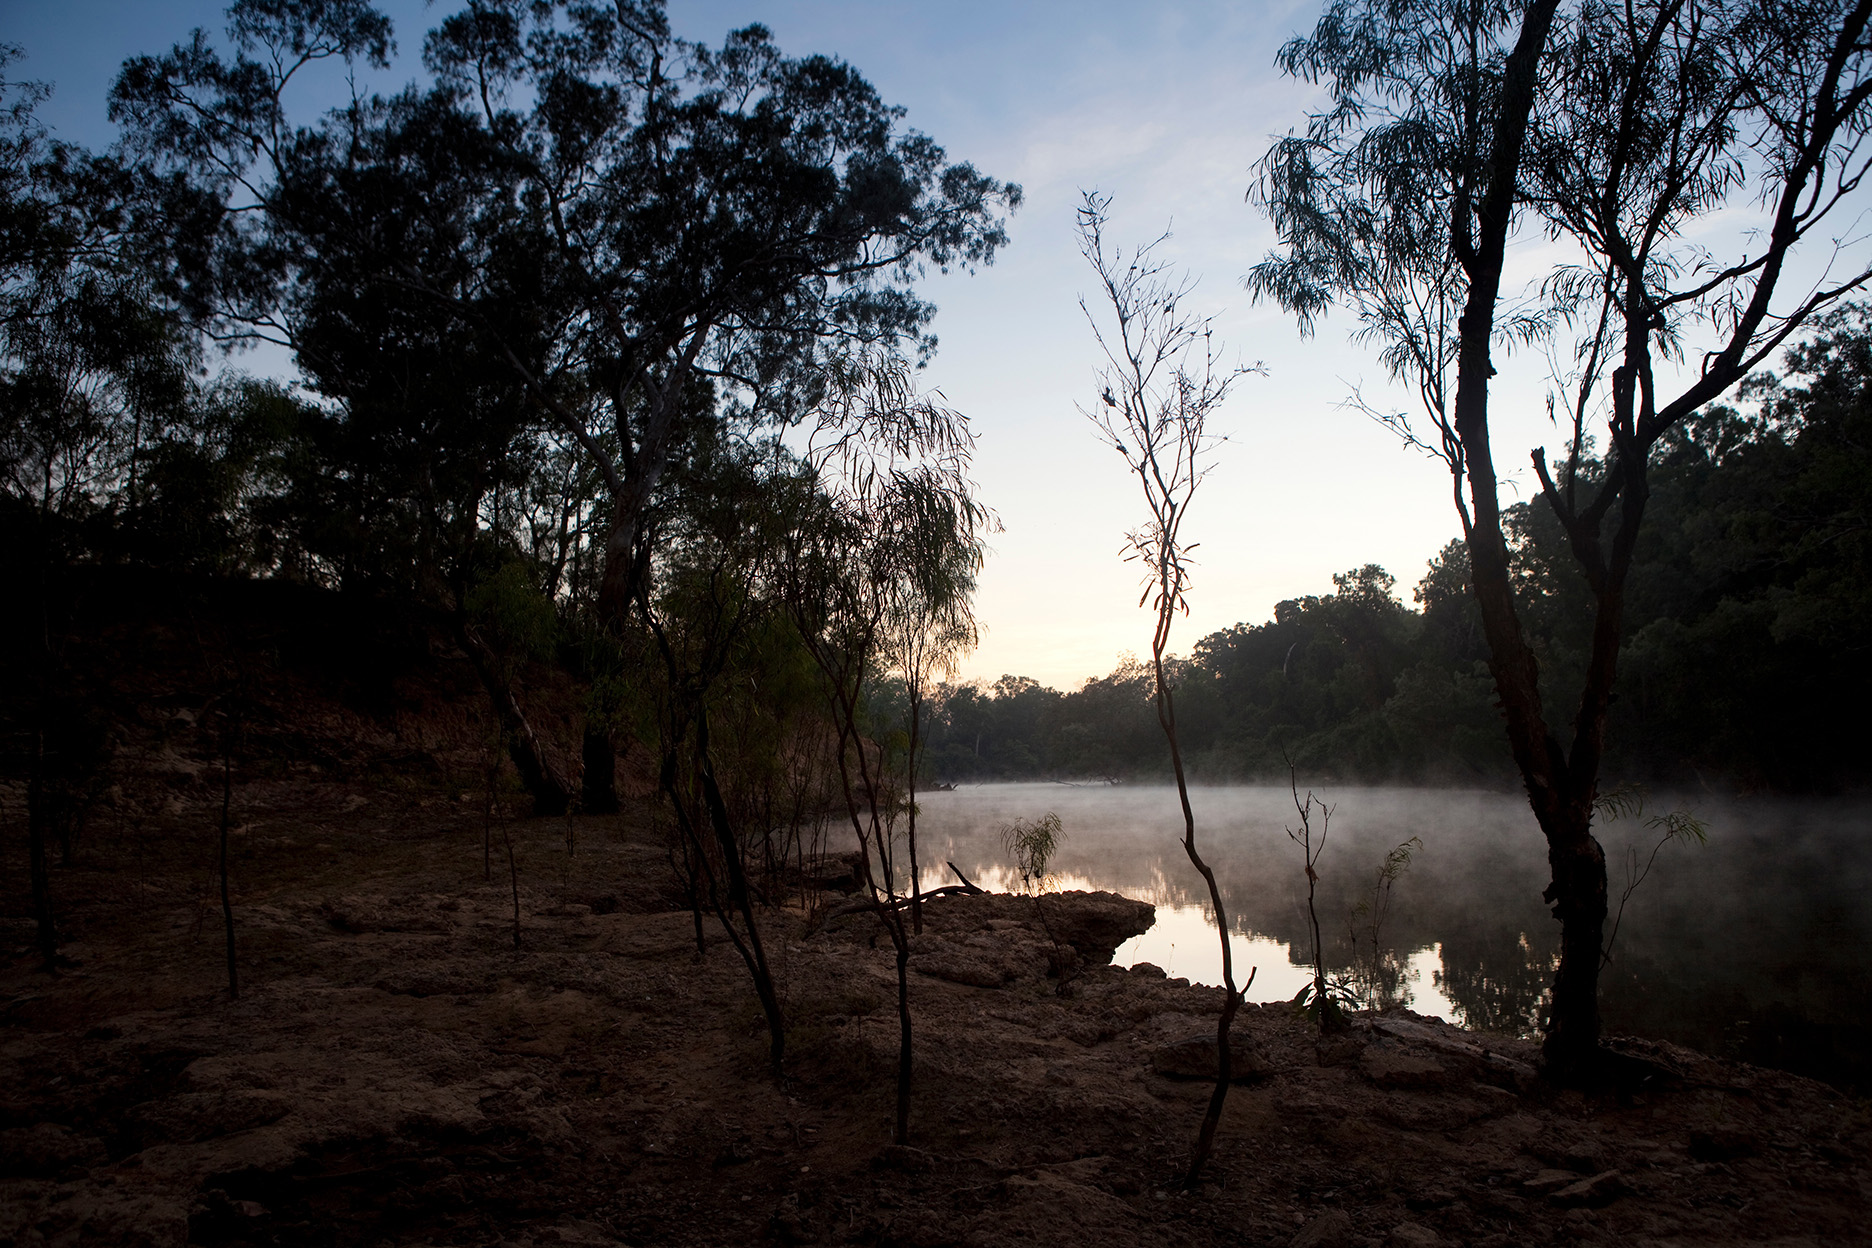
{"left": 3, "top": 770, "right": 1869, "bottom": 1248}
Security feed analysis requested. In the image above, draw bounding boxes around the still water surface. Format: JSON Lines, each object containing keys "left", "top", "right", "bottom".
{"left": 910, "top": 783, "right": 1872, "bottom": 1090}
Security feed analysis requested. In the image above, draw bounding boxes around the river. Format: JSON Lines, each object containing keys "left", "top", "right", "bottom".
{"left": 906, "top": 782, "right": 1872, "bottom": 1091}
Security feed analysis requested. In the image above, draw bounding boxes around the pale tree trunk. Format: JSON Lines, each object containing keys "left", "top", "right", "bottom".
{"left": 460, "top": 622, "right": 573, "bottom": 816}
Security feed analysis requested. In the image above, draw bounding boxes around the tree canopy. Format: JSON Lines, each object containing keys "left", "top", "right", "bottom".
{"left": 109, "top": 0, "right": 1020, "bottom": 626}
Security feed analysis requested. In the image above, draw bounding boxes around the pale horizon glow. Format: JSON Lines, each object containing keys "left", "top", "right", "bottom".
{"left": 7, "top": 1, "right": 1858, "bottom": 692}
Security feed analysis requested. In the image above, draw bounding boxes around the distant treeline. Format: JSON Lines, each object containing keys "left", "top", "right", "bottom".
{"left": 920, "top": 314, "right": 1872, "bottom": 792}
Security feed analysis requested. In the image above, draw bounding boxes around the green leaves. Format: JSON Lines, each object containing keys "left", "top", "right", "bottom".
{"left": 1593, "top": 781, "right": 1707, "bottom": 846}
{"left": 1001, "top": 812, "right": 1063, "bottom": 895}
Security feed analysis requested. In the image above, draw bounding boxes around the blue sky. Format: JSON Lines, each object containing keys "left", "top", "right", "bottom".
{"left": 0, "top": 1, "right": 1590, "bottom": 688}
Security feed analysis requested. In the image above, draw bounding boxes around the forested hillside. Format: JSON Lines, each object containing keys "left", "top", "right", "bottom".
{"left": 920, "top": 311, "right": 1872, "bottom": 791}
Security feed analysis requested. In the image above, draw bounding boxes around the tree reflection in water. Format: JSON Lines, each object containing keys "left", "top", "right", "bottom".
{"left": 912, "top": 783, "right": 1872, "bottom": 1090}
{"left": 1435, "top": 930, "right": 1555, "bottom": 1037}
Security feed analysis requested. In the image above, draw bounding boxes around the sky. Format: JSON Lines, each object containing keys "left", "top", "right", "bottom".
{"left": 0, "top": 1, "right": 1740, "bottom": 689}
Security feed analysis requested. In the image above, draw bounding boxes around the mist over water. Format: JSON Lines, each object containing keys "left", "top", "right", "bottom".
{"left": 911, "top": 783, "right": 1872, "bottom": 1090}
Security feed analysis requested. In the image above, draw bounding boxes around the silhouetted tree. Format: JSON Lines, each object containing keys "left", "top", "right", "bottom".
{"left": 112, "top": 0, "right": 1018, "bottom": 813}
{"left": 1250, "top": 0, "right": 1872, "bottom": 1080}
{"left": 1078, "top": 191, "right": 1257, "bottom": 1186}
{"left": 786, "top": 350, "right": 989, "bottom": 1144}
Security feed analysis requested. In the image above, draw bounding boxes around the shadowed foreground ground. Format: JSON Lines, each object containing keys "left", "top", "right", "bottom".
{"left": 3, "top": 768, "right": 1868, "bottom": 1248}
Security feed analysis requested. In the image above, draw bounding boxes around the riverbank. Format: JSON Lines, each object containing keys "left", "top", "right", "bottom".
{"left": 3, "top": 780, "right": 1866, "bottom": 1247}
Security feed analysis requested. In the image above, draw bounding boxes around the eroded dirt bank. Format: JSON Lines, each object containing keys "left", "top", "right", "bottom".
{"left": 3, "top": 777, "right": 1868, "bottom": 1248}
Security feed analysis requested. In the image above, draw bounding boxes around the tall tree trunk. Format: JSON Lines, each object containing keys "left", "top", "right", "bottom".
{"left": 906, "top": 691, "right": 923, "bottom": 935}
{"left": 581, "top": 723, "right": 619, "bottom": 814}
{"left": 1542, "top": 818, "right": 1606, "bottom": 1075}
{"left": 1534, "top": 442, "right": 1649, "bottom": 1078}
{"left": 27, "top": 762, "right": 56, "bottom": 973}
{"left": 694, "top": 705, "right": 786, "bottom": 1078}
{"left": 219, "top": 727, "right": 240, "bottom": 1000}
{"left": 1156, "top": 649, "right": 1249, "bottom": 1188}
{"left": 460, "top": 621, "right": 572, "bottom": 816}
{"left": 1440, "top": 0, "right": 1594, "bottom": 1080}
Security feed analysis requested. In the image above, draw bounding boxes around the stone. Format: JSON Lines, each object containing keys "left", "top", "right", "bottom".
{"left": 1548, "top": 1170, "right": 1629, "bottom": 1208}
{"left": 127, "top": 1090, "right": 292, "bottom": 1144}
{"left": 1289, "top": 1209, "right": 1353, "bottom": 1248}
{"left": 1037, "top": 892, "right": 1156, "bottom": 964}
{"left": 915, "top": 951, "right": 1011, "bottom": 989}
{"left": 1468, "top": 1081, "right": 1520, "bottom": 1110}
{"left": 1388, "top": 1224, "right": 1442, "bottom": 1247}
{"left": 1369, "top": 1017, "right": 1537, "bottom": 1091}
{"left": 1359, "top": 1042, "right": 1455, "bottom": 1090}
{"left": 1372, "top": 1094, "right": 1494, "bottom": 1133}
{"left": 0, "top": 1123, "right": 107, "bottom": 1177}
{"left": 1060, "top": 1017, "right": 1115, "bottom": 1048}
{"left": 1129, "top": 961, "right": 1168, "bottom": 979}
{"left": 915, "top": 891, "right": 1152, "bottom": 968}
{"left": 1689, "top": 1126, "right": 1757, "bottom": 1161}
{"left": 1151, "top": 1029, "right": 1272, "bottom": 1083}
{"left": 1521, "top": 1169, "right": 1583, "bottom": 1194}
{"left": 1315, "top": 1031, "right": 1367, "bottom": 1067}
{"left": 1271, "top": 1087, "right": 1337, "bottom": 1123}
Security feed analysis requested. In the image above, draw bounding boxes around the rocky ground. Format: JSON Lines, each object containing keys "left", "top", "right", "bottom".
{"left": 2, "top": 579, "right": 1866, "bottom": 1246}
{"left": 3, "top": 773, "right": 1868, "bottom": 1248}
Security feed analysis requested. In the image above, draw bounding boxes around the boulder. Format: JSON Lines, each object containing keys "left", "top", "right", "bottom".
{"left": 1359, "top": 1041, "right": 1455, "bottom": 1090}
{"left": 1039, "top": 892, "right": 1155, "bottom": 963}
{"left": 0, "top": 1122, "right": 107, "bottom": 1177}
{"left": 1548, "top": 1170, "right": 1629, "bottom": 1208}
{"left": 916, "top": 891, "right": 1155, "bottom": 965}
{"left": 1521, "top": 1169, "right": 1583, "bottom": 1194}
{"left": 915, "top": 949, "right": 1014, "bottom": 989}
{"left": 1369, "top": 1016, "right": 1537, "bottom": 1091}
{"left": 1289, "top": 1209, "right": 1353, "bottom": 1248}
{"left": 1151, "top": 1029, "right": 1272, "bottom": 1083}
{"left": 128, "top": 1090, "right": 292, "bottom": 1144}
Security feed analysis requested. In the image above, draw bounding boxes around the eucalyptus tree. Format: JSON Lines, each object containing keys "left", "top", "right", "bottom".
{"left": 876, "top": 477, "right": 984, "bottom": 934}
{"left": 112, "top": 0, "right": 1018, "bottom": 807}
{"left": 2, "top": 49, "right": 194, "bottom": 529}
{"left": 1249, "top": 0, "right": 1872, "bottom": 1080}
{"left": 638, "top": 428, "right": 808, "bottom": 1079}
{"left": 2, "top": 51, "right": 199, "bottom": 971}
{"left": 784, "top": 349, "right": 990, "bottom": 1145}
{"left": 1078, "top": 192, "right": 1257, "bottom": 1186}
